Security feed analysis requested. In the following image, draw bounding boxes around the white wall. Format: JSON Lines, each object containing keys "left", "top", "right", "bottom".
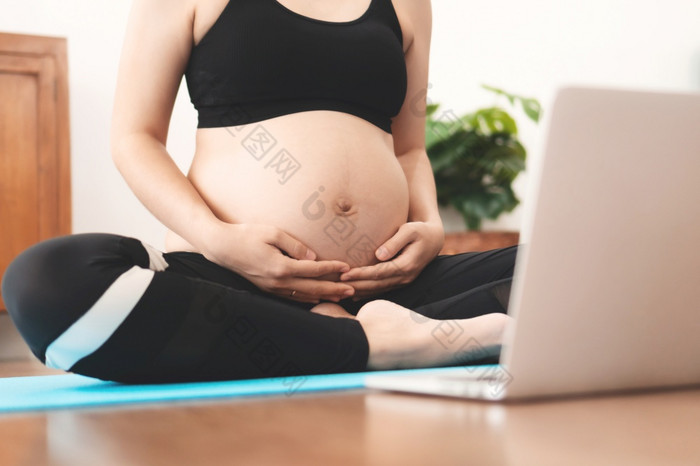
{"left": 2, "top": 0, "right": 699, "bottom": 246}
{"left": 430, "top": 0, "right": 700, "bottom": 231}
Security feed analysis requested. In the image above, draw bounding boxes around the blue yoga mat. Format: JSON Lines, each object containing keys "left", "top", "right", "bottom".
{"left": 0, "top": 366, "right": 476, "bottom": 413}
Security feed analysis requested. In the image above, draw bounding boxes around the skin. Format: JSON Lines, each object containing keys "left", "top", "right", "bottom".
{"left": 111, "top": 0, "right": 508, "bottom": 369}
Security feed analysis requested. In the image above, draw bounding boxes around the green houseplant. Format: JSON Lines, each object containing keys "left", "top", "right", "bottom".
{"left": 426, "top": 85, "right": 541, "bottom": 231}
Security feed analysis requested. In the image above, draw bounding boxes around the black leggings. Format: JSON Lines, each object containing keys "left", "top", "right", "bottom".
{"left": 1, "top": 233, "right": 517, "bottom": 383}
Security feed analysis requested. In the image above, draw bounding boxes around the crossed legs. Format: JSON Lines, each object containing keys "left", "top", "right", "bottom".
{"left": 1, "top": 233, "right": 516, "bottom": 383}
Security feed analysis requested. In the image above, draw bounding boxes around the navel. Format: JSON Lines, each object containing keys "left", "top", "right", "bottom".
{"left": 333, "top": 196, "right": 356, "bottom": 216}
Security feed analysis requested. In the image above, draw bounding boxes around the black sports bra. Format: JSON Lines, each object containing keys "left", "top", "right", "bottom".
{"left": 185, "top": 0, "right": 407, "bottom": 134}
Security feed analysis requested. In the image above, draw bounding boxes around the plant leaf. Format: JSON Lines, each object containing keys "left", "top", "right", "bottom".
{"left": 425, "top": 103, "right": 440, "bottom": 117}
{"left": 482, "top": 84, "right": 541, "bottom": 124}
{"left": 520, "top": 98, "right": 542, "bottom": 123}
{"left": 425, "top": 93, "right": 532, "bottom": 230}
{"left": 474, "top": 108, "right": 518, "bottom": 135}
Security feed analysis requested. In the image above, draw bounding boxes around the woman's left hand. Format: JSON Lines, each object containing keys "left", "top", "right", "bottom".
{"left": 339, "top": 221, "right": 444, "bottom": 300}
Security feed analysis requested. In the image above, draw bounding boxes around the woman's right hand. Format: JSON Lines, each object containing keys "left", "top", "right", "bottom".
{"left": 201, "top": 222, "right": 355, "bottom": 304}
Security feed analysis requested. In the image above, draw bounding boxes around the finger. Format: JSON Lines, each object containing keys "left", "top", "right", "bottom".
{"left": 286, "top": 292, "right": 320, "bottom": 304}
{"left": 278, "top": 278, "right": 356, "bottom": 302}
{"left": 375, "top": 225, "right": 414, "bottom": 261}
{"left": 339, "top": 259, "right": 404, "bottom": 281}
{"left": 342, "top": 277, "right": 401, "bottom": 294}
{"left": 342, "top": 240, "right": 423, "bottom": 281}
{"left": 270, "top": 286, "right": 322, "bottom": 304}
{"left": 283, "top": 258, "right": 351, "bottom": 278}
{"left": 271, "top": 229, "right": 317, "bottom": 261}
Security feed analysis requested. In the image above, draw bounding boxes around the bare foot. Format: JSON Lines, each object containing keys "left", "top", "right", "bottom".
{"left": 310, "top": 302, "right": 356, "bottom": 319}
{"left": 355, "top": 299, "right": 510, "bottom": 370}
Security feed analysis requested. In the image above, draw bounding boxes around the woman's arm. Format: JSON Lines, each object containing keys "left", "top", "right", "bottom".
{"left": 110, "top": 0, "right": 219, "bottom": 253}
{"left": 340, "top": 0, "right": 444, "bottom": 296}
{"left": 110, "top": 0, "right": 354, "bottom": 303}
{"left": 391, "top": 0, "right": 442, "bottom": 229}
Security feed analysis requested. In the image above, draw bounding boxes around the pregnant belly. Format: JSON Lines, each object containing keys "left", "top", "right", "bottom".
{"left": 166, "top": 112, "right": 410, "bottom": 269}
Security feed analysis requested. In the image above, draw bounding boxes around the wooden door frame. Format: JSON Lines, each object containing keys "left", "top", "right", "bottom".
{"left": 0, "top": 32, "right": 71, "bottom": 234}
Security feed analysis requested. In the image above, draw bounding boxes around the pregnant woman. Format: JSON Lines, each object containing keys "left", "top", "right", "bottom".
{"left": 2, "top": 0, "right": 517, "bottom": 383}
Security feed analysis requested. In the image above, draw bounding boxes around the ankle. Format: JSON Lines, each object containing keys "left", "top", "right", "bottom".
{"left": 356, "top": 300, "right": 429, "bottom": 370}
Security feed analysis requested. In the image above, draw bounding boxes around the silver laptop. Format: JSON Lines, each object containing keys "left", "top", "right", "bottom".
{"left": 365, "top": 86, "right": 700, "bottom": 401}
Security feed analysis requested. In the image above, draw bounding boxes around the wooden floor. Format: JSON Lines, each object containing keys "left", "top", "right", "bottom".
{"left": 1, "top": 359, "right": 700, "bottom": 466}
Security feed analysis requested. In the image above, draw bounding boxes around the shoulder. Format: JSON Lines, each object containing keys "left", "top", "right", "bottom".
{"left": 392, "top": 0, "right": 432, "bottom": 15}
{"left": 129, "top": 0, "right": 196, "bottom": 19}
{"left": 391, "top": 0, "right": 432, "bottom": 52}
{"left": 127, "top": 0, "right": 196, "bottom": 40}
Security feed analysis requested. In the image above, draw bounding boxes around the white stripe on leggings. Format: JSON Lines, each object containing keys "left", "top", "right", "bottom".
{"left": 45, "top": 266, "right": 155, "bottom": 370}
